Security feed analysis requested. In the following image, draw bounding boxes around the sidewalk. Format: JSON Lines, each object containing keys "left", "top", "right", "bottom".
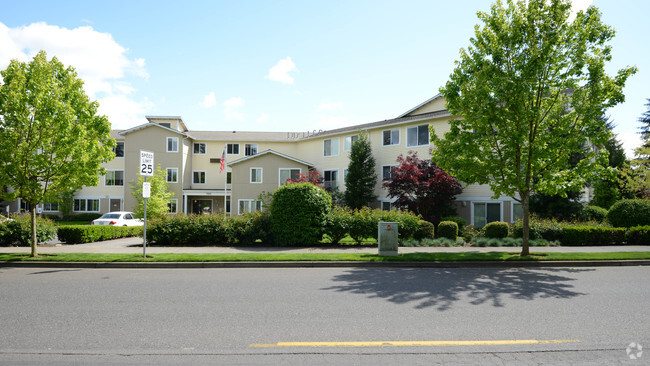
{"left": 1, "top": 236, "right": 649, "bottom": 254}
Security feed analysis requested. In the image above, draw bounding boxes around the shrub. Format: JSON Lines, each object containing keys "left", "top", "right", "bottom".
{"left": 461, "top": 225, "right": 480, "bottom": 241}
{"left": 560, "top": 226, "right": 627, "bottom": 246}
{"left": 376, "top": 209, "right": 421, "bottom": 241}
{"left": 441, "top": 216, "right": 466, "bottom": 232}
{"left": 581, "top": 205, "right": 608, "bottom": 222}
{"left": 231, "top": 211, "right": 273, "bottom": 245}
{"left": 347, "top": 207, "right": 377, "bottom": 244}
{"left": 148, "top": 214, "right": 232, "bottom": 246}
{"left": 627, "top": 226, "right": 650, "bottom": 245}
{"left": 511, "top": 217, "right": 565, "bottom": 241}
{"left": 0, "top": 215, "right": 56, "bottom": 246}
{"left": 270, "top": 182, "right": 332, "bottom": 245}
{"left": 483, "top": 221, "right": 509, "bottom": 238}
{"left": 414, "top": 220, "right": 435, "bottom": 240}
{"left": 437, "top": 221, "right": 458, "bottom": 240}
{"left": 324, "top": 206, "right": 352, "bottom": 244}
{"left": 607, "top": 199, "right": 650, "bottom": 228}
{"left": 57, "top": 225, "right": 142, "bottom": 244}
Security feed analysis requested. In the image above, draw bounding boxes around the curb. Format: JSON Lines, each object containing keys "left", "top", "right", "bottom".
{"left": 2, "top": 260, "right": 650, "bottom": 269}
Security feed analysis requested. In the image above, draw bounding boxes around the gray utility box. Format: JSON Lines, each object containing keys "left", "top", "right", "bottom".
{"left": 378, "top": 222, "right": 398, "bottom": 256}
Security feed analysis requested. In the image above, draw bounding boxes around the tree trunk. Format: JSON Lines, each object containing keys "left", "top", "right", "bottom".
{"left": 30, "top": 205, "right": 38, "bottom": 257}
{"left": 520, "top": 193, "right": 530, "bottom": 257}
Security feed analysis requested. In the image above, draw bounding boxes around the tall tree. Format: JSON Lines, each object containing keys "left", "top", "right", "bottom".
{"left": 382, "top": 151, "right": 462, "bottom": 224}
{"left": 0, "top": 51, "right": 115, "bottom": 256}
{"left": 591, "top": 117, "right": 630, "bottom": 208}
{"left": 626, "top": 99, "right": 650, "bottom": 197}
{"left": 344, "top": 132, "right": 377, "bottom": 209}
{"left": 433, "top": 0, "right": 636, "bottom": 255}
{"left": 130, "top": 165, "right": 174, "bottom": 220}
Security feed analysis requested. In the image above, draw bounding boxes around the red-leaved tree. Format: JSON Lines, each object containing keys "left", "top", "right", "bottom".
{"left": 383, "top": 151, "right": 463, "bottom": 224}
{"left": 286, "top": 170, "right": 324, "bottom": 188}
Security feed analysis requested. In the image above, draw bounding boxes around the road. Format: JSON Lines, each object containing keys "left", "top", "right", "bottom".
{"left": 0, "top": 266, "right": 647, "bottom": 365}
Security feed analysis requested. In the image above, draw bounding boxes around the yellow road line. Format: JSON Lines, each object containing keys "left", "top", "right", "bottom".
{"left": 250, "top": 339, "right": 581, "bottom": 348}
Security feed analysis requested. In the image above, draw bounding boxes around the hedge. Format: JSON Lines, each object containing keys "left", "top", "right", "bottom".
{"left": 57, "top": 225, "right": 143, "bottom": 244}
{"left": 560, "top": 226, "right": 627, "bottom": 246}
{"left": 626, "top": 226, "right": 650, "bottom": 245}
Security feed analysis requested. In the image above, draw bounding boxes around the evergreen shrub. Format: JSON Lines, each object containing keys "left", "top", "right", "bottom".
{"left": 57, "top": 225, "right": 142, "bottom": 244}
{"left": 414, "top": 220, "right": 435, "bottom": 240}
{"left": 441, "top": 216, "right": 466, "bottom": 232}
{"left": 626, "top": 226, "right": 650, "bottom": 245}
{"left": 483, "top": 221, "right": 509, "bottom": 238}
{"left": 607, "top": 199, "right": 650, "bottom": 227}
{"left": 437, "top": 221, "right": 458, "bottom": 240}
{"left": 560, "top": 226, "right": 626, "bottom": 246}
{"left": 0, "top": 215, "right": 56, "bottom": 246}
{"left": 581, "top": 205, "right": 608, "bottom": 222}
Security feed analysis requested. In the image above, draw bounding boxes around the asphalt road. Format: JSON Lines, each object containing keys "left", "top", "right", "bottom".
{"left": 0, "top": 266, "right": 648, "bottom": 365}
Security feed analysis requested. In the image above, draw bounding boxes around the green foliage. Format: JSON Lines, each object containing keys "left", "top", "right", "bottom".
{"left": 511, "top": 217, "right": 566, "bottom": 241}
{"left": 440, "top": 216, "right": 466, "bottom": 232}
{"left": 626, "top": 226, "right": 650, "bottom": 245}
{"left": 344, "top": 131, "right": 377, "bottom": 209}
{"left": 483, "top": 221, "right": 509, "bottom": 238}
{"left": 473, "top": 237, "right": 550, "bottom": 247}
{"left": 148, "top": 214, "right": 231, "bottom": 246}
{"left": 270, "top": 182, "right": 332, "bottom": 245}
{"left": 437, "top": 221, "right": 458, "bottom": 240}
{"left": 0, "top": 51, "right": 115, "bottom": 255}
{"left": 58, "top": 190, "right": 76, "bottom": 217}
{"left": 347, "top": 207, "right": 377, "bottom": 244}
{"left": 57, "top": 225, "right": 142, "bottom": 244}
{"left": 434, "top": 0, "right": 636, "bottom": 255}
{"left": 607, "top": 199, "right": 650, "bottom": 227}
{"left": 230, "top": 211, "right": 273, "bottom": 245}
{"left": 461, "top": 225, "right": 480, "bottom": 242}
{"left": 581, "top": 205, "right": 608, "bottom": 222}
{"left": 130, "top": 165, "right": 175, "bottom": 220}
{"left": 62, "top": 213, "right": 103, "bottom": 222}
{"left": 324, "top": 206, "right": 353, "bottom": 244}
{"left": 414, "top": 220, "right": 435, "bottom": 240}
{"left": 560, "top": 226, "right": 627, "bottom": 246}
{"left": 0, "top": 215, "right": 56, "bottom": 246}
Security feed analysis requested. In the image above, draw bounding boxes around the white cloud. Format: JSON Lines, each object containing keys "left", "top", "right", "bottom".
{"left": 266, "top": 57, "right": 297, "bottom": 84}
{"left": 618, "top": 132, "right": 643, "bottom": 159}
{"left": 568, "top": 0, "right": 593, "bottom": 21}
{"left": 0, "top": 21, "right": 150, "bottom": 129}
{"left": 257, "top": 113, "right": 269, "bottom": 123}
{"left": 318, "top": 100, "right": 343, "bottom": 112}
{"left": 224, "top": 97, "right": 244, "bottom": 121}
{"left": 201, "top": 91, "right": 217, "bottom": 108}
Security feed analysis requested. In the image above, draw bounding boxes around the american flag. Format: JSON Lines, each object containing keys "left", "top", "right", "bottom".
{"left": 219, "top": 148, "right": 226, "bottom": 173}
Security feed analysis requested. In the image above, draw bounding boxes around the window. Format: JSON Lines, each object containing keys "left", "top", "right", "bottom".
{"left": 238, "top": 199, "right": 262, "bottom": 215}
{"left": 113, "top": 142, "right": 124, "bottom": 157}
{"left": 407, "top": 124, "right": 429, "bottom": 147}
{"left": 226, "top": 172, "right": 232, "bottom": 184}
{"left": 323, "top": 169, "right": 338, "bottom": 190}
{"left": 382, "top": 165, "right": 397, "bottom": 181}
{"left": 73, "top": 199, "right": 99, "bottom": 212}
{"left": 193, "top": 143, "right": 206, "bottom": 154}
{"left": 168, "top": 199, "right": 178, "bottom": 214}
{"left": 43, "top": 202, "right": 59, "bottom": 212}
{"left": 473, "top": 202, "right": 501, "bottom": 228}
{"left": 166, "top": 168, "right": 178, "bottom": 183}
{"left": 343, "top": 168, "right": 348, "bottom": 182}
{"left": 323, "top": 138, "right": 339, "bottom": 157}
{"left": 159, "top": 122, "right": 171, "bottom": 128}
{"left": 227, "top": 143, "right": 239, "bottom": 155}
{"left": 193, "top": 171, "right": 206, "bottom": 184}
{"left": 245, "top": 143, "right": 258, "bottom": 156}
{"left": 167, "top": 137, "right": 179, "bottom": 152}
{"left": 105, "top": 170, "right": 124, "bottom": 186}
{"left": 512, "top": 203, "right": 523, "bottom": 222}
{"left": 383, "top": 129, "right": 400, "bottom": 146}
{"left": 279, "top": 168, "right": 301, "bottom": 185}
{"left": 344, "top": 135, "right": 358, "bottom": 151}
{"left": 250, "top": 168, "right": 262, "bottom": 183}
{"left": 381, "top": 201, "right": 393, "bottom": 211}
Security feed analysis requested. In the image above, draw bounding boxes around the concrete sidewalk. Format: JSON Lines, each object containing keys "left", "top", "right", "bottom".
{"left": 1, "top": 236, "right": 649, "bottom": 254}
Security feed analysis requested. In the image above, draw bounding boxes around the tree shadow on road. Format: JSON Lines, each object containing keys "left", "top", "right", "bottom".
{"left": 322, "top": 267, "right": 592, "bottom": 311}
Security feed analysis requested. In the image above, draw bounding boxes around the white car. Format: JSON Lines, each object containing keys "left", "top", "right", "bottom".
{"left": 91, "top": 212, "right": 143, "bottom": 226}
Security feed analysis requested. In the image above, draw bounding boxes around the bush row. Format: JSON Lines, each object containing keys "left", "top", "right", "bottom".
{"left": 560, "top": 225, "right": 650, "bottom": 246}
{"left": 57, "top": 225, "right": 143, "bottom": 244}
{"left": 0, "top": 215, "right": 57, "bottom": 246}
{"left": 324, "top": 207, "right": 424, "bottom": 244}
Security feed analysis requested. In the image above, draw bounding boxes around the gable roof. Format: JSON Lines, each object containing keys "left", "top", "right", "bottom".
{"left": 118, "top": 122, "right": 188, "bottom": 137}
{"left": 228, "top": 149, "right": 314, "bottom": 168}
{"left": 146, "top": 115, "right": 189, "bottom": 132}
{"left": 397, "top": 94, "right": 444, "bottom": 118}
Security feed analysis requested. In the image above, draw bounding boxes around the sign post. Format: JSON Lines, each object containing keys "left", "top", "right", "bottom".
{"left": 140, "top": 150, "right": 154, "bottom": 257}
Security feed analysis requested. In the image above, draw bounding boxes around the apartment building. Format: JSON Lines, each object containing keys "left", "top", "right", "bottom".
{"left": 5, "top": 95, "right": 522, "bottom": 228}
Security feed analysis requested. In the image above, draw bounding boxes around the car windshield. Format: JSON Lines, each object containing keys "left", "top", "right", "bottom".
{"left": 99, "top": 214, "right": 121, "bottom": 219}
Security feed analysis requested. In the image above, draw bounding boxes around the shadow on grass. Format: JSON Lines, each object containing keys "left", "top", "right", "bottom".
{"left": 323, "top": 267, "right": 592, "bottom": 311}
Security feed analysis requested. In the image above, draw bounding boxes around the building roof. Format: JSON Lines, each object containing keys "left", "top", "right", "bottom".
{"left": 146, "top": 115, "right": 188, "bottom": 132}
{"left": 228, "top": 149, "right": 314, "bottom": 168}
{"left": 118, "top": 122, "right": 188, "bottom": 137}
{"left": 187, "top": 130, "right": 298, "bottom": 142}
{"left": 397, "top": 93, "right": 444, "bottom": 118}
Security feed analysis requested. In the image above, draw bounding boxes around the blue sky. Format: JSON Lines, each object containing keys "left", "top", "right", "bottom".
{"left": 1, "top": 0, "right": 647, "bottom": 157}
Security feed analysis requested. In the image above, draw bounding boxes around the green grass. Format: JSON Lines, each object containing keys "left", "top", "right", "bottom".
{"left": 1, "top": 251, "right": 649, "bottom": 263}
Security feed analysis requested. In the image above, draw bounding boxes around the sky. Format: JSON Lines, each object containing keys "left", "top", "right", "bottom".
{"left": 0, "top": 0, "right": 648, "bottom": 158}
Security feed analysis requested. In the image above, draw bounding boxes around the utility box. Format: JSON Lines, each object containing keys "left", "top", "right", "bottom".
{"left": 378, "top": 222, "right": 398, "bottom": 256}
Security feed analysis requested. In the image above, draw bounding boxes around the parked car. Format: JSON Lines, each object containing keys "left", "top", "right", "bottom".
{"left": 91, "top": 212, "right": 143, "bottom": 226}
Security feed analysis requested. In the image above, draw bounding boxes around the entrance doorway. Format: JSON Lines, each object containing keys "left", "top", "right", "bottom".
{"left": 192, "top": 199, "right": 213, "bottom": 215}
{"left": 109, "top": 199, "right": 122, "bottom": 212}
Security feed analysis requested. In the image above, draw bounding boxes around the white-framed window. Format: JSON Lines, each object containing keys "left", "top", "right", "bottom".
{"left": 344, "top": 135, "right": 359, "bottom": 151}
{"left": 73, "top": 198, "right": 100, "bottom": 212}
{"left": 512, "top": 202, "right": 523, "bottom": 222}
{"left": 238, "top": 199, "right": 262, "bottom": 215}
{"left": 407, "top": 124, "right": 429, "bottom": 147}
{"left": 193, "top": 171, "right": 206, "bottom": 184}
{"left": 381, "top": 201, "right": 393, "bottom": 211}
{"left": 167, "top": 137, "right": 179, "bottom": 152}
{"left": 383, "top": 129, "right": 400, "bottom": 146}
{"left": 245, "top": 143, "right": 258, "bottom": 156}
{"left": 226, "top": 171, "right": 232, "bottom": 184}
{"left": 227, "top": 143, "right": 239, "bottom": 155}
{"left": 42, "top": 202, "right": 59, "bottom": 212}
{"left": 105, "top": 170, "right": 124, "bottom": 186}
{"left": 473, "top": 202, "right": 502, "bottom": 228}
{"left": 382, "top": 165, "right": 397, "bottom": 181}
{"left": 166, "top": 168, "right": 178, "bottom": 183}
{"left": 250, "top": 168, "right": 263, "bottom": 183}
{"left": 168, "top": 199, "right": 178, "bottom": 214}
{"left": 279, "top": 168, "right": 301, "bottom": 185}
{"left": 113, "top": 141, "right": 124, "bottom": 158}
{"left": 324, "top": 169, "right": 338, "bottom": 190}
{"left": 323, "top": 138, "right": 339, "bottom": 157}
{"left": 193, "top": 143, "right": 206, "bottom": 155}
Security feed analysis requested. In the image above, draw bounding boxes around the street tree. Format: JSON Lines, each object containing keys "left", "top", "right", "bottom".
{"left": 382, "top": 151, "right": 462, "bottom": 224}
{"left": 626, "top": 99, "right": 650, "bottom": 197}
{"left": 0, "top": 51, "right": 115, "bottom": 257}
{"left": 130, "top": 165, "right": 174, "bottom": 220}
{"left": 433, "top": 0, "right": 636, "bottom": 255}
{"left": 344, "top": 132, "right": 378, "bottom": 209}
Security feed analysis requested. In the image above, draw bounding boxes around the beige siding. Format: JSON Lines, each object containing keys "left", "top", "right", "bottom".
{"left": 406, "top": 97, "right": 447, "bottom": 116}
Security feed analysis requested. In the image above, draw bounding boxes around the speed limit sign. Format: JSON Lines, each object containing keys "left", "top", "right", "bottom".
{"left": 140, "top": 150, "right": 154, "bottom": 177}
